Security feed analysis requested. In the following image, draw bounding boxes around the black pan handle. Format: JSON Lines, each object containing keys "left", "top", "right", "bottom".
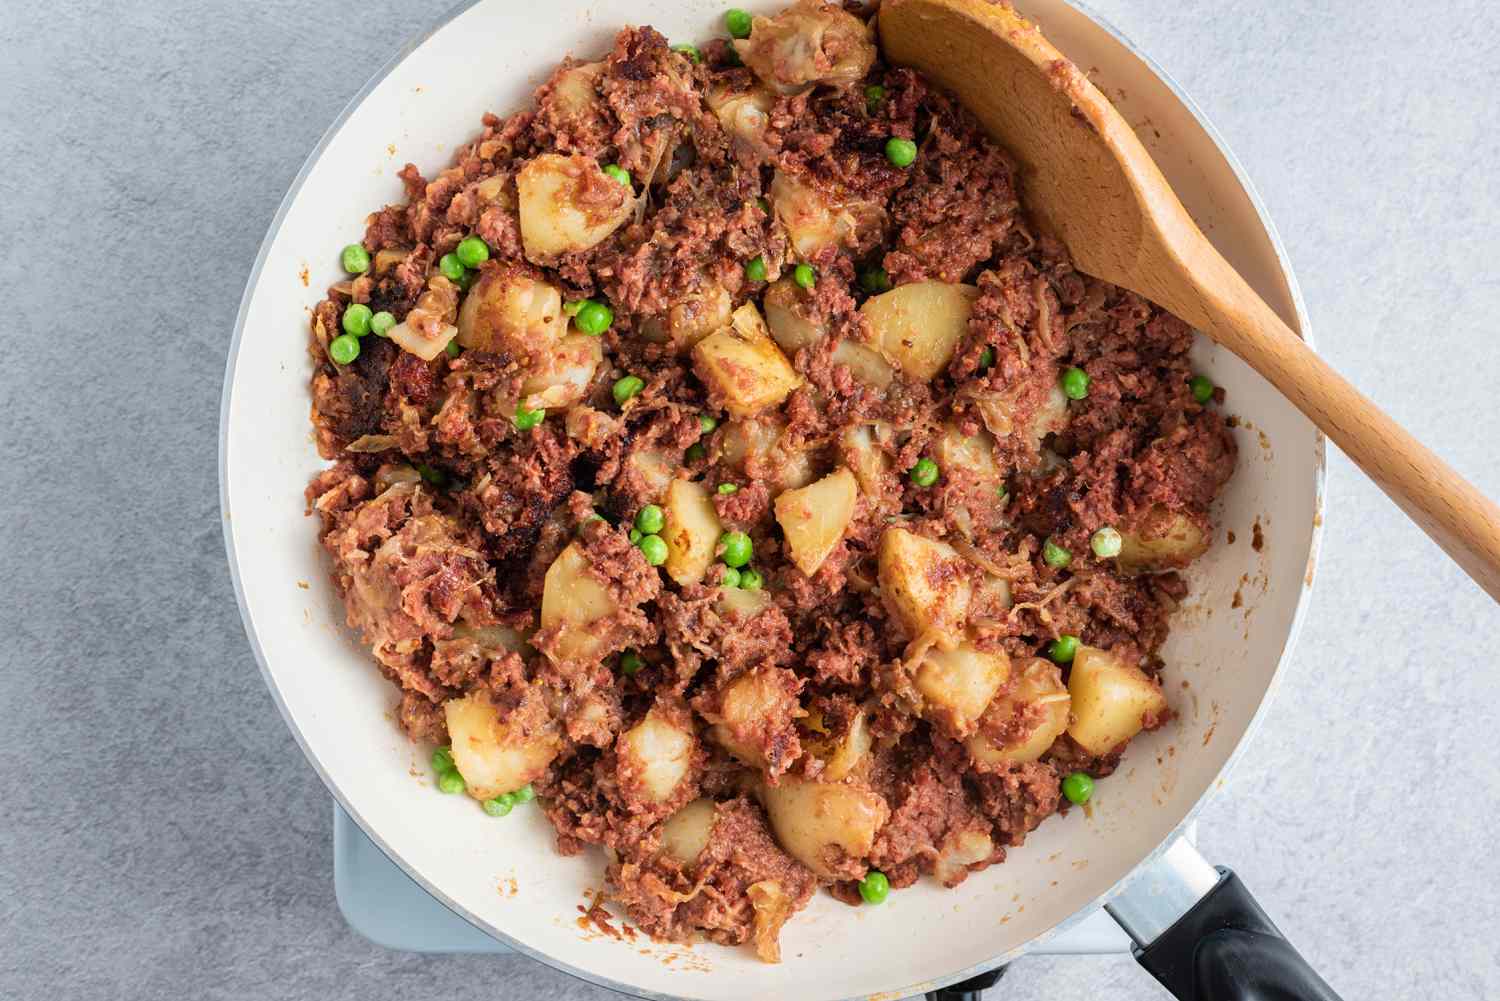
{"left": 1134, "top": 867, "right": 1342, "bottom": 1001}
{"left": 925, "top": 966, "right": 1005, "bottom": 1000}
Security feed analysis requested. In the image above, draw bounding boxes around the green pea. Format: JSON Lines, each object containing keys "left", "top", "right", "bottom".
{"left": 341, "top": 303, "right": 372, "bottom": 337}
{"left": 482, "top": 795, "right": 514, "bottom": 817}
{"left": 1048, "top": 634, "right": 1079, "bottom": 664}
{"left": 328, "top": 334, "right": 360, "bottom": 365}
{"left": 629, "top": 527, "right": 643, "bottom": 545}
{"left": 858, "top": 870, "right": 890, "bottom": 905}
{"left": 699, "top": 414, "right": 718, "bottom": 434}
{"left": 445, "top": 340, "right": 461, "bottom": 358}
{"left": 416, "top": 463, "right": 446, "bottom": 486}
{"left": 859, "top": 267, "right": 891, "bottom": 294}
{"left": 613, "top": 374, "right": 645, "bottom": 406}
{"left": 718, "top": 483, "right": 738, "bottom": 495}
{"left": 685, "top": 442, "right": 707, "bottom": 463}
{"left": 672, "top": 43, "right": 701, "bottom": 63}
{"left": 756, "top": 196, "right": 770, "bottom": 214}
{"left": 341, "top": 243, "right": 371, "bottom": 275}
{"left": 745, "top": 255, "right": 768, "bottom": 283}
{"left": 726, "top": 8, "right": 753, "bottom": 38}
{"left": 370, "top": 310, "right": 396, "bottom": 337}
{"left": 455, "top": 236, "right": 490, "bottom": 268}
{"left": 512, "top": 784, "right": 536, "bottom": 804}
{"left": 909, "top": 458, "right": 939, "bottom": 487}
{"left": 620, "top": 650, "right": 645, "bottom": 675}
{"left": 978, "top": 346, "right": 994, "bottom": 369}
{"left": 638, "top": 534, "right": 668, "bottom": 566}
{"left": 1042, "top": 538, "right": 1072, "bottom": 569}
{"left": 602, "top": 164, "right": 632, "bottom": 187}
{"left": 514, "top": 405, "right": 544, "bottom": 431}
{"left": 1060, "top": 366, "right": 1090, "bottom": 400}
{"left": 719, "top": 530, "right": 752, "bottom": 568}
{"left": 636, "top": 504, "right": 665, "bottom": 535}
{"left": 563, "top": 299, "right": 587, "bottom": 317}
{"left": 575, "top": 300, "right": 614, "bottom": 335}
{"left": 457, "top": 268, "right": 477, "bottom": 291}
{"left": 431, "top": 746, "right": 455, "bottom": 773}
{"left": 738, "top": 567, "right": 763, "bottom": 590}
{"left": 885, "top": 137, "right": 918, "bottom": 168}
{"left": 1189, "top": 374, "right": 1214, "bottom": 404}
{"left": 439, "top": 253, "right": 465, "bottom": 282}
{"left": 719, "top": 565, "right": 742, "bottom": 588}
{"left": 1061, "top": 772, "right": 1094, "bottom": 805}
{"left": 436, "top": 769, "right": 466, "bottom": 795}
{"left": 793, "top": 263, "right": 817, "bottom": 289}
{"left": 865, "top": 84, "right": 886, "bottom": 112}
{"left": 1091, "top": 526, "right": 1123, "bottom": 559}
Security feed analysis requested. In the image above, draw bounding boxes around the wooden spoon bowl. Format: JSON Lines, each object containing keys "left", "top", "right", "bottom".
{"left": 879, "top": 0, "right": 1500, "bottom": 600}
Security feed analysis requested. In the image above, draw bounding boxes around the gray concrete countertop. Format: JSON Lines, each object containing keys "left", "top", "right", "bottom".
{"left": 3, "top": 1, "right": 1497, "bottom": 998}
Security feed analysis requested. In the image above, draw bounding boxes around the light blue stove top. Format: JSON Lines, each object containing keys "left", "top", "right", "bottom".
{"left": 334, "top": 803, "right": 1158, "bottom": 957}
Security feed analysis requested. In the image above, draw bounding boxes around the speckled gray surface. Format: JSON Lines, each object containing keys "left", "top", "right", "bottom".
{"left": 3, "top": 1, "right": 1499, "bottom": 998}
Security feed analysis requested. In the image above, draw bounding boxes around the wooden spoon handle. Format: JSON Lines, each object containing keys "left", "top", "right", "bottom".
{"left": 1180, "top": 249, "right": 1500, "bottom": 600}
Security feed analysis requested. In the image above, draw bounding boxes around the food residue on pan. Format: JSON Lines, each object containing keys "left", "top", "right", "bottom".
{"left": 1251, "top": 519, "right": 1265, "bottom": 552}
{"left": 299, "top": 265, "right": 309, "bottom": 287}
{"left": 387, "top": 143, "right": 397, "bottom": 156}
{"left": 497, "top": 876, "right": 518, "bottom": 898}
{"left": 297, "top": 580, "right": 310, "bottom": 589}
{"left": 1226, "top": 529, "right": 1236, "bottom": 544}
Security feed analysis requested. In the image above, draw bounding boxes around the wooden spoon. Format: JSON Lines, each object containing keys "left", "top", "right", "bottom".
{"left": 879, "top": 0, "right": 1500, "bottom": 600}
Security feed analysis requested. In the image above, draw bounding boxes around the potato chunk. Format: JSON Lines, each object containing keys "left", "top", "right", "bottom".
{"left": 455, "top": 264, "right": 565, "bottom": 359}
{"left": 734, "top": 0, "right": 877, "bottom": 95}
{"left": 663, "top": 479, "right": 723, "bottom": 587}
{"left": 1118, "top": 506, "right": 1209, "bottom": 573}
{"left": 1066, "top": 645, "right": 1169, "bottom": 755}
{"left": 445, "top": 691, "right": 561, "bottom": 801}
{"left": 618, "top": 704, "right": 696, "bottom": 805}
{"left": 722, "top": 416, "right": 817, "bottom": 491}
{"left": 539, "top": 541, "right": 618, "bottom": 663}
{"left": 759, "top": 774, "right": 889, "bottom": 878}
{"left": 641, "top": 283, "right": 733, "bottom": 351}
{"left": 840, "top": 423, "right": 893, "bottom": 501}
{"left": 518, "top": 333, "right": 602, "bottom": 411}
{"left": 966, "top": 657, "right": 1071, "bottom": 766}
{"left": 692, "top": 303, "right": 802, "bottom": 418}
{"left": 516, "top": 153, "right": 633, "bottom": 261}
{"left": 705, "top": 80, "right": 777, "bottom": 156}
{"left": 769, "top": 170, "right": 885, "bottom": 258}
{"left": 623, "top": 448, "right": 674, "bottom": 505}
{"left": 774, "top": 468, "right": 857, "bottom": 578}
{"left": 915, "top": 642, "right": 1010, "bottom": 738}
{"left": 877, "top": 526, "right": 973, "bottom": 644}
{"left": 861, "top": 281, "right": 979, "bottom": 381}
{"left": 661, "top": 798, "right": 719, "bottom": 865}
{"left": 933, "top": 828, "right": 996, "bottom": 887}
{"left": 717, "top": 585, "right": 773, "bottom": 619}
{"left": 704, "top": 667, "right": 803, "bottom": 772}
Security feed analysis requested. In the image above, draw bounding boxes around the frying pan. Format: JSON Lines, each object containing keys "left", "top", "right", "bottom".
{"left": 220, "top": 1, "right": 1330, "bottom": 997}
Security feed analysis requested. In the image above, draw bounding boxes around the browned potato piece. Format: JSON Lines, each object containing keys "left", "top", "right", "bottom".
{"left": 759, "top": 774, "right": 889, "bottom": 878}
{"left": 722, "top": 417, "right": 817, "bottom": 492}
{"left": 966, "top": 657, "right": 1071, "bottom": 766}
{"left": 733, "top": 0, "right": 877, "bottom": 95}
{"left": 518, "top": 334, "right": 602, "bottom": 411}
{"left": 539, "top": 541, "right": 618, "bottom": 663}
{"left": 618, "top": 704, "right": 696, "bottom": 804}
{"left": 861, "top": 281, "right": 979, "bottom": 380}
{"left": 1118, "top": 506, "right": 1209, "bottom": 573}
{"left": 933, "top": 828, "right": 996, "bottom": 887}
{"left": 915, "top": 642, "right": 1010, "bottom": 738}
{"left": 769, "top": 170, "right": 885, "bottom": 258}
{"left": 762, "top": 277, "right": 823, "bottom": 353}
{"left": 445, "top": 690, "right": 561, "bottom": 800}
{"left": 623, "top": 448, "right": 674, "bottom": 505}
{"left": 1066, "top": 645, "right": 1169, "bottom": 755}
{"left": 774, "top": 468, "right": 858, "bottom": 577}
{"left": 877, "top": 526, "right": 973, "bottom": 644}
{"left": 516, "top": 153, "right": 633, "bottom": 260}
{"left": 934, "top": 423, "right": 1002, "bottom": 483}
{"left": 455, "top": 264, "right": 565, "bottom": 359}
{"left": 545, "top": 61, "right": 605, "bottom": 121}
{"left": 693, "top": 303, "right": 802, "bottom": 418}
{"left": 704, "top": 667, "right": 803, "bottom": 772}
{"left": 663, "top": 479, "right": 723, "bottom": 587}
{"left": 661, "top": 798, "right": 719, "bottom": 865}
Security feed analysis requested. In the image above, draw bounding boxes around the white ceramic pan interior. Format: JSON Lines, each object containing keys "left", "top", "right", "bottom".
{"left": 221, "top": 2, "right": 1325, "bottom": 998}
